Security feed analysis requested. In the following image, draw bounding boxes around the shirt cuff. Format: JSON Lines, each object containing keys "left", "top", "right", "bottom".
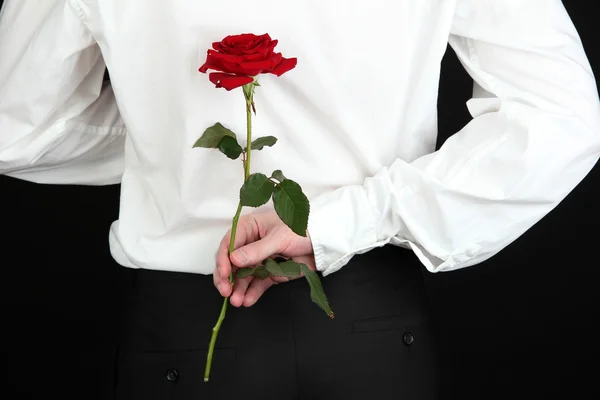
{"left": 307, "top": 184, "right": 382, "bottom": 276}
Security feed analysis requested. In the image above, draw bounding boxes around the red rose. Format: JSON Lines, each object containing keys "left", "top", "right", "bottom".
{"left": 199, "top": 33, "right": 297, "bottom": 90}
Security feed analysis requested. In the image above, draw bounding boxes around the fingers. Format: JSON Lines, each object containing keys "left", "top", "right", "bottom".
{"left": 231, "top": 254, "right": 315, "bottom": 307}
{"left": 216, "top": 231, "right": 233, "bottom": 279}
{"left": 216, "top": 215, "right": 262, "bottom": 280}
{"left": 214, "top": 212, "right": 316, "bottom": 303}
{"left": 230, "top": 275, "right": 253, "bottom": 307}
{"left": 293, "top": 255, "right": 318, "bottom": 272}
{"left": 243, "top": 277, "right": 276, "bottom": 307}
{"left": 230, "top": 234, "right": 284, "bottom": 268}
{"left": 213, "top": 267, "right": 232, "bottom": 297}
{"left": 215, "top": 216, "right": 259, "bottom": 296}
{"left": 214, "top": 232, "right": 233, "bottom": 297}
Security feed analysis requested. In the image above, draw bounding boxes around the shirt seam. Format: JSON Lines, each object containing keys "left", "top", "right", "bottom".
{"left": 69, "top": 0, "right": 87, "bottom": 23}
{"left": 465, "top": 37, "right": 502, "bottom": 100}
{"left": 66, "top": 122, "right": 127, "bottom": 136}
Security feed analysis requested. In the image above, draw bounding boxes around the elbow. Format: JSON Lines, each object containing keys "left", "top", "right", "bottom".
{"left": 574, "top": 99, "right": 600, "bottom": 143}
{"left": 573, "top": 108, "right": 600, "bottom": 157}
{"left": 568, "top": 73, "right": 600, "bottom": 142}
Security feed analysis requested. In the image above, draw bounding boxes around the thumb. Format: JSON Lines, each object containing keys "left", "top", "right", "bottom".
{"left": 230, "top": 235, "right": 282, "bottom": 268}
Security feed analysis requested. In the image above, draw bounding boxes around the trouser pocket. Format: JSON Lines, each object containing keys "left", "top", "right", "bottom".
{"left": 115, "top": 348, "right": 236, "bottom": 400}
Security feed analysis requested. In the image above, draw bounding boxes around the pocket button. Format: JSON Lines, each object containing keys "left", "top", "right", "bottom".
{"left": 403, "top": 332, "right": 414, "bottom": 346}
{"left": 165, "top": 368, "right": 179, "bottom": 382}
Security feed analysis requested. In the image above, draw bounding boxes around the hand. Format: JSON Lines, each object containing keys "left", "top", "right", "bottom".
{"left": 213, "top": 210, "right": 316, "bottom": 307}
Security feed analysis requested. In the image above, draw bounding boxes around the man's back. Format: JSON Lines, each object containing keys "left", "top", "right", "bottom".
{"left": 84, "top": 0, "right": 455, "bottom": 275}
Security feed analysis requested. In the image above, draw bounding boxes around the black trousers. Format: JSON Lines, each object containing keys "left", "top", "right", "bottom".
{"left": 114, "top": 246, "right": 439, "bottom": 399}
{"left": 2, "top": 244, "right": 437, "bottom": 399}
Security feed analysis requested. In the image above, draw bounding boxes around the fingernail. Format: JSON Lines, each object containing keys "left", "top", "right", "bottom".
{"left": 232, "top": 249, "right": 248, "bottom": 264}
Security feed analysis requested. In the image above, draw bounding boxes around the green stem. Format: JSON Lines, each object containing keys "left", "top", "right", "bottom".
{"left": 244, "top": 98, "right": 252, "bottom": 180}
{"left": 204, "top": 85, "right": 255, "bottom": 383}
{"left": 204, "top": 290, "right": 229, "bottom": 381}
{"left": 203, "top": 201, "right": 242, "bottom": 382}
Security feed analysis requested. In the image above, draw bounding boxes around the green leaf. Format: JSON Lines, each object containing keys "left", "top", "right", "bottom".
{"left": 193, "top": 122, "right": 236, "bottom": 148}
{"left": 240, "top": 173, "right": 275, "bottom": 207}
{"left": 264, "top": 259, "right": 302, "bottom": 277}
{"left": 270, "top": 170, "right": 286, "bottom": 183}
{"left": 250, "top": 136, "right": 277, "bottom": 151}
{"left": 272, "top": 179, "right": 310, "bottom": 236}
{"left": 235, "top": 267, "right": 255, "bottom": 279}
{"left": 301, "top": 264, "right": 334, "bottom": 319}
{"left": 217, "top": 136, "right": 243, "bottom": 160}
{"left": 235, "top": 265, "right": 270, "bottom": 280}
{"left": 252, "top": 266, "right": 270, "bottom": 279}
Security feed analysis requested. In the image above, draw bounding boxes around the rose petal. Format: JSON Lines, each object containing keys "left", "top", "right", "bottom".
{"left": 202, "top": 34, "right": 294, "bottom": 82}
{"left": 267, "top": 52, "right": 283, "bottom": 67}
{"left": 269, "top": 57, "right": 297, "bottom": 76}
{"left": 243, "top": 52, "right": 269, "bottom": 61}
{"left": 207, "top": 49, "right": 247, "bottom": 63}
{"left": 208, "top": 72, "right": 254, "bottom": 91}
{"left": 212, "top": 42, "right": 227, "bottom": 52}
{"left": 220, "top": 60, "right": 264, "bottom": 76}
{"left": 254, "top": 33, "right": 272, "bottom": 43}
{"left": 199, "top": 53, "right": 226, "bottom": 73}
{"left": 239, "top": 59, "right": 278, "bottom": 74}
{"left": 223, "top": 33, "right": 264, "bottom": 48}
{"left": 221, "top": 33, "right": 272, "bottom": 52}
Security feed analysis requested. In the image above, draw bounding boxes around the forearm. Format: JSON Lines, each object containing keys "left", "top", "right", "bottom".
{"left": 308, "top": 0, "right": 600, "bottom": 275}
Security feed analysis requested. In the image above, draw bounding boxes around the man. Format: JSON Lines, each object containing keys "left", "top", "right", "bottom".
{"left": 1, "top": 1, "right": 599, "bottom": 399}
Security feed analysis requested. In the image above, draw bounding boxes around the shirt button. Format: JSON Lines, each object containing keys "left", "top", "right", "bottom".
{"left": 165, "top": 369, "right": 179, "bottom": 382}
{"left": 403, "top": 332, "right": 414, "bottom": 346}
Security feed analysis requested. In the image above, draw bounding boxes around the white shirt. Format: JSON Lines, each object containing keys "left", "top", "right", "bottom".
{"left": 1, "top": 0, "right": 599, "bottom": 276}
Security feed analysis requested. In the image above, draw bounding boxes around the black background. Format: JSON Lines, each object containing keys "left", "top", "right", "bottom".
{"left": 1, "top": 1, "right": 598, "bottom": 399}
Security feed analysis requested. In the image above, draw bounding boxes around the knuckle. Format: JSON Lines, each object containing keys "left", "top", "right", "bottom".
{"left": 278, "top": 234, "right": 295, "bottom": 254}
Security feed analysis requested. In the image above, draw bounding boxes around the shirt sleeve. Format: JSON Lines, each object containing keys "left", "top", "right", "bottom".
{"left": 307, "top": 0, "right": 600, "bottom": 276}
{"left": 0, "top": 0, "right": 125, "bottom": 185}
